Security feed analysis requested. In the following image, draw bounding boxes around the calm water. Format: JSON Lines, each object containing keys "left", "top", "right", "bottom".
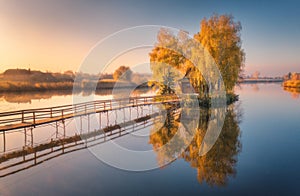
{"left": 0, "top": 83, "right": 300, "bottom": 195}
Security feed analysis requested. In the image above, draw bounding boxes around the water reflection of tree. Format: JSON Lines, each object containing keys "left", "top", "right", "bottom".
{"left": 149, "top": 104, "right": 242, "bottom": 187}
{"left": 251, "top": 84, "right": 259, "bottom": 92}
{"left": 283, "top": 87, "right": 300, "bottom": 99}
{"left": 149, "top": 106, "right": 182, "bottom": 167}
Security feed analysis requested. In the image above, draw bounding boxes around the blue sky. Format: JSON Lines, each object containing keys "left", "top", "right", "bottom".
{"left": 0, "top": 0, "right": 300, "bottom": 76}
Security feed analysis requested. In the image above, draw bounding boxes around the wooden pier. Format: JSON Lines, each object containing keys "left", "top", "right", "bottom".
{"left": 0, "top": 95, "right": 180, "bottom": 132}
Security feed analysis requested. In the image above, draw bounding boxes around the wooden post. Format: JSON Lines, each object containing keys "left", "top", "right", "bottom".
{"left": 34, "top": 151, "right": 37, "bottom": 165}
{"left": 87, "top": 114, "right": 90, "bottom": 133}
{"left": 24, "top": 128, "right": 27, "bottom": 146}
{"left": 61, "top": 110, "right": 64, "bottom": 118}
{"left": 123, "top": 108, "right": 125, "bottom": 123}
{"left": 56, "top": 121, "right": 59, "bottom": 138}
{"left": 75, "top": 134, "right": 77, "bottom": 145}
{"left": 141, "top": 106, "right": 143, "bottom": 116}
{"left": 99, "top": 112, "right": 101, "bottom": 129}
{"left": 51, "top": 138, "right": 53, "bottom": 152}
{"left": 104, "top": 102, "right": 106, "bottom": 110}
{"left": 23, "top": 146, "right": 25, "bottom": 161}
{"left": 50, "top": 108, "right": 53, "bottom": 118}
{"left": 106, "top": 111, "right": 109, "bottom": 127}
{"left": 110, "top": 100, "right": 112, "bottom": 110}
{"left": 30, "top": 127, "right": 33, "bottom": 147}
{"left": 80, "top": 116, "right": 82, "bottom": 134}
{"left": 33, "top": 112, "right": 36, "bottom": 127}
{"left": 63, "top": 120, "right": 66, "bottom": 138}
{"left": 3, "top": 131, "right": 6, "bottom": 153}
{"left": 22, "top": 110, "right": 24, "bottom": 123}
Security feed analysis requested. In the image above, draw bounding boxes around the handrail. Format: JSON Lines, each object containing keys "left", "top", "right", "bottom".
{"left": 0, "top": 95, "right": 180, "bottom": 130}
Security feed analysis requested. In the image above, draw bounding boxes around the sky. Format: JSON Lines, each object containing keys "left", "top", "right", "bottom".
{"left": 0, "top": 0, "right": 300, "bottom": 76}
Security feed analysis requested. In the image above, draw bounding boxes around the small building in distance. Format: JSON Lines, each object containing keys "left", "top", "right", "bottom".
{"left": 179, "top": 77, "right": 195, "bottom": 94}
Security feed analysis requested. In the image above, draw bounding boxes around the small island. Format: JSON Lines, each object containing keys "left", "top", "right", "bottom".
{"left": 283, "top": 73, "right": 300, "bottom": 88}
{"left": 283, "top": 72, "right": 300, "bottom": 95}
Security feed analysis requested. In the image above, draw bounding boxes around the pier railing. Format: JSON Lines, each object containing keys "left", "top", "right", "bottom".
{"left": 0, "top": 95, "right": 180, "bottom": 131}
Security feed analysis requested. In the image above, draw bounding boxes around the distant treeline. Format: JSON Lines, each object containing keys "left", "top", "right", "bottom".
{"left": 0, "top": 69, "right": 151, "bottom": 92}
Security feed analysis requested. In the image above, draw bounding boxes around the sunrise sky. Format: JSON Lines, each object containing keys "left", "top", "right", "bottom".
{"left": 1, "top": 0, "right": 300, "bottom": 76}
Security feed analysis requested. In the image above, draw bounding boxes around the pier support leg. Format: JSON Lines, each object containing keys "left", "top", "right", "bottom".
{"left": 80, "top": 116, "right": 82, "bottom": 134}
{"left": 3, "top": 132, "right": 6, "bottom": 153}
{"left": 30, "top": 127, "right": 33, "bottom": 147}
{"left": 24, "top": 128, "right": 27, "bottom": 147}
{"left": 56, "top": 121, "right": 59, "bottom": 138}
{"left": 62, "top": 120, "right": 66, "bottom": 138}
{"left": 23, "top": 146, "right": 25, "bottom": 161}
{"left": 34, "top": 151, "right": 37, "bottom": 165}
{"left": 141, "top": 106, "right": 143, "bottom": 116}
{"left": 106, "top": 111, "right": 109, "bottom": 127}
{"left": 123, "top": 108, "right": 125, "bottom": 123}
{"left": 99, "top": 112, "right": 101, "bottom": 130}
{"left": 87, "top": 114, "right": 90, "bottom": 133}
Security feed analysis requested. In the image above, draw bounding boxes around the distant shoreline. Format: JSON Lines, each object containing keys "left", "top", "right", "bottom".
{"left": 239, "top": 78, "right": 284, "bottom": 83}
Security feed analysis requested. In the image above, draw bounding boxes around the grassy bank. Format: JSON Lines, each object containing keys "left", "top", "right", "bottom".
{"left": 198, "top": 93, "right": 239, "bottom": 108}
{"left": 0, "top": 80, "right": 145, "bottom": 93}
{"left": 0, "top": 81, "right": 76, "bottom": 92}
{"left": 153, "top": 93, "right": 239, "bottom": 108}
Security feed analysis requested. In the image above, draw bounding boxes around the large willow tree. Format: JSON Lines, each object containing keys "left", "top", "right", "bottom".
{"left": 194, "top": 14, "right": 245, "bottom": 92}
{"left": 149, "top": 29, "right": 207, "bottom": 95}
{"left": 150, "top": 14, "right": 245, "bottom": 94}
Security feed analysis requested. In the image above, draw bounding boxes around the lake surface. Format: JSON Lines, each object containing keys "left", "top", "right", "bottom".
{"left": 0, "top": 83, "right": 300, "bottom": 195}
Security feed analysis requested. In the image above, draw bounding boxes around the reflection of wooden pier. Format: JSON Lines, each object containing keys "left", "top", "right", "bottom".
{"left": 0, "top": 96, "right": 181, "bottom": 178}
{"left": 0, "top": 95, "right": 179, "bottom": 132}
{"left": 0, "top": 112, "right": 165, "bottom": 178}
